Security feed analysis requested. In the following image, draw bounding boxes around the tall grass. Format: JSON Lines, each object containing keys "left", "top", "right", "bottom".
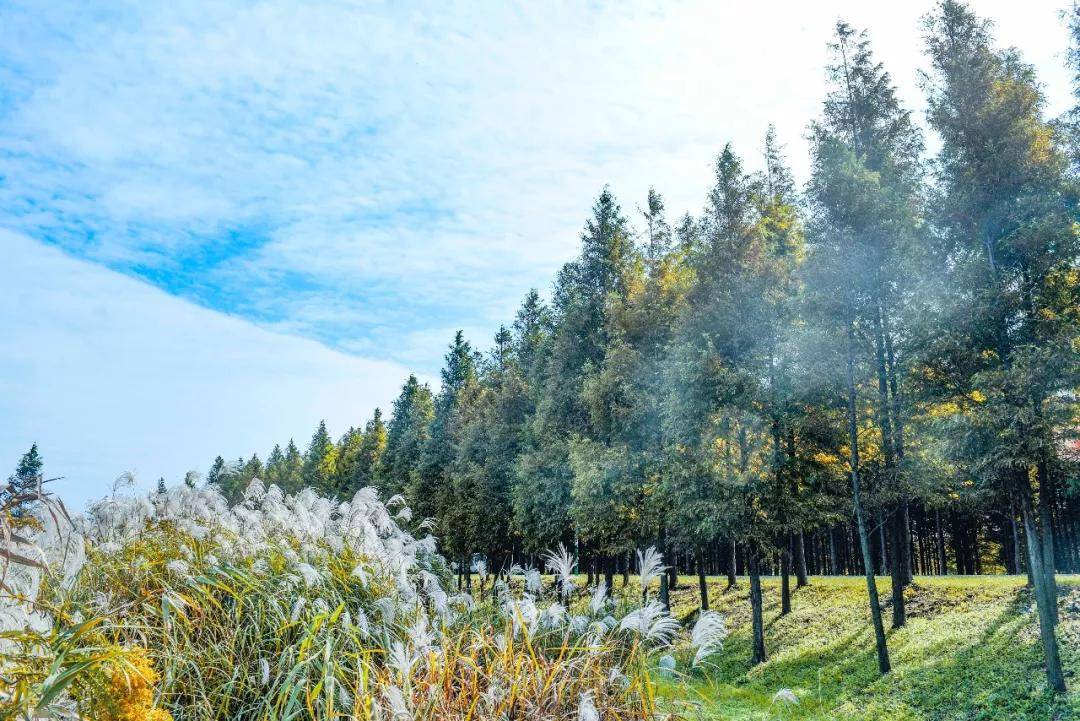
{"left": 2, "top": 480, "right": 724, "bottom": 720}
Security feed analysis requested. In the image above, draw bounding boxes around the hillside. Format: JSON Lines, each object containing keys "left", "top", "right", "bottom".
{"left": 658, "top": 576, "right": 1080, "bottom": 720}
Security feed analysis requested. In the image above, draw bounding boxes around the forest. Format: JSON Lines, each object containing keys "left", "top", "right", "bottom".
{"left": 3, "top": 2, "right": 1079, "bottom": 719}
{"left": 199, "top": 2, "right": 1080, "bottom": 694}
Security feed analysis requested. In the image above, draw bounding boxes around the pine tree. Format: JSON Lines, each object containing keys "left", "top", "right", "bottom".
{"left": 334, "top": 427, "right": 365, "bottom": 494}
{"left": 303, "top": 421, "right": 337, "bottom": 494}
{"left": 382, "top": 376, "right": 435, "bottom": 498}
{"left": 4, "top": 444, "right": 44, "bottom": 518}
{"left": 207, "top": 456, "right": 226, "bottom": 487}
{"left": 415, "top": 332, "right": 479, "bottom": 545}
{"left": 516, "top": 190, "right": 633, "bottom": 555}
{"left": 919, "top": 0, "right": 1078, "bottom": 692}
{"left": 281, "top": 439, "right": 304, "bottom": 493}
{"left": 350, "top": 409, "right": 388, "bottom": 495}
{"left": 265, "top": 443, "right": 285, "bottom": 488}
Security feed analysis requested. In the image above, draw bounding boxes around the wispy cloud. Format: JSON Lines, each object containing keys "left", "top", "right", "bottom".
{"left": 0, "top": 230, "right": 414, "bottom": 507}
{"left": 0, "top": 0, "right": 1073, "bottom": 373}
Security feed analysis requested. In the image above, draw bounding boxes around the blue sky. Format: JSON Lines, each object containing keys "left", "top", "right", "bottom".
{"left": 1, "top": 0, "right": 1075, "bottom": 505}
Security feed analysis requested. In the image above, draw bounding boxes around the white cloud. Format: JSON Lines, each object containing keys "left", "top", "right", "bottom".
{"left": 0, "top": 0, "right": 1073, "bottom": 373}
{"left": 0, "top": 230, "right": 414, "bottom": 508}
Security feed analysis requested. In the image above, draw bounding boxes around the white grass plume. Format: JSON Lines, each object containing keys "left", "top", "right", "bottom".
{"left": 542, "top": 544, "right": 576, "bottom": 598}
{"left": 618, "top": 602, "right": 680, "bottom": 646}
{"left": 636, "top": 546, "right": 665, "bottom": 597}
{"left": 690, "top": 610, "right": 727, "bottom": 667}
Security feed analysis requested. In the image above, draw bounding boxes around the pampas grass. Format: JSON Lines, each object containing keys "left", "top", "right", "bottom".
{"left": 2, "top": 479, "right": 717, "bottom": 720}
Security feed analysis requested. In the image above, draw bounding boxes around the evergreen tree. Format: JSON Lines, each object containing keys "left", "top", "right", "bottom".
{"left": 207, "top": 456, "right": 226, "bottom": 488}
{"left": 415, "top": 332, "right": 480, "bottom": 554}
{"left": 280, "top": 439, "right": 304, "bottom": 493}
{"left": 4, "top": 444, "right": 44, "bottom": 518}
{"left": 334, "top": 427, "right": 365, "bottom": 494}
{"left": 382, "top": 376, "right": 435, "bottom": 498}
{"left": 303, "top": 421, "right": 337, "bottom": 494}
{"left": 353, "top": 409, "right": 388, "bottom": 494}
{"left": 919, "top": 0, "right": 1079, "bottom": 692}
{"left": 265, "top": 443, "right": 285, "bottom": 488}
{"left": 516, "top": 189, "right": 633, "bottom": 555}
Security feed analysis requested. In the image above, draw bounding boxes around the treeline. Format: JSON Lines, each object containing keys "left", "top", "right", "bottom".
{"left": 205, "top": 3, "right": 1080, "bottom": 690}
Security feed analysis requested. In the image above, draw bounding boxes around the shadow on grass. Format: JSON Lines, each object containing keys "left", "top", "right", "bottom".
{"left": 678, "top": 579, "right": 1079, "bottom": 720}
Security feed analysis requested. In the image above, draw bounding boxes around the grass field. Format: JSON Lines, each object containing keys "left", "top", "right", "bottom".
{"left": 651, "top": 574, "right": 1080, "bottom": 720}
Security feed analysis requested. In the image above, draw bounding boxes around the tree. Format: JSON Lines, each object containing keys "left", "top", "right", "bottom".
{"left": 415, "top": 331, "right": 480, "bottom": 563}
{"left": 664, "top": 140, "right": 802, "bottom": 658}
{"left": 801, "top": 18, "right": 929, "bottom": 672}
{"left": 818, "top": 19, "right": 925, "bottom": 629}
{"left": 265, "top": 444, "right": 285, "bottom": 488}
{"left": 4, "top": 445, "right": 44, "bottom": 518}
{"left": 918, "top": 0, "right": 1079, "bottom": 692}
{"left": 280, "top": 440, "right": 305, "bottom": 493}
{"left": 517, "top": 189, "right": 634, "bottom": 556}
{"left": 207, "top": 456, "right": 227, "bottom": 488}
{"left": 353, "top": 409, "right": 388, "bottom": 493}
{"left": 453, "top": 327, "right": 533, "bottom": 577}
{"left": 382, "top": 376, "right": 435, "bottom": 500}
{"left": 303, "top": 421, "right": 337, "bottom": 494}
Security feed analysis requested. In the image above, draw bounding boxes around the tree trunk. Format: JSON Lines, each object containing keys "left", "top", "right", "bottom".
{"left": 780, "top": 536, "right": 792, "bottom": 615}
{"left": 1009, "top": 509, "right": 1023, "bottom": 575}
{"left": 874, "top": 301, "right": 908, "bottom": 631}
{"left": 795, "top": 531, "right": 809, "bottom": 587}
{"left": 829, "top": 527, "right": 839, "bottom": 575}
{"left": 697, "top": 548, "right": 709, "bottom": 611}
{"left": 890, "top": 509, "right": 906, "bottom": 628}
{"left": 726, "top": 539, "right": 737, "bottom": 587}
{"left": 847, "top": 320, "right": 891, "bottom": 675}
{"left": 658, "top": 527, "right": 670, "bottom": 611}
{"left": 935, "top": 509, "right": 948, "bottom": 575}
{"left": 902, "top": 502, "right": 913, "bottom": 584}
{"left": 1037, "top": 461, "right": 1059, "bottom": 626}
{"left": 1017, "top": 478, "right": 1067, "bottom": 693}
{"left": 877, "top": 511, "right": 888, "bottom": 575}
{"left": 748, "top": 546, "right": 767, "bottom": 665}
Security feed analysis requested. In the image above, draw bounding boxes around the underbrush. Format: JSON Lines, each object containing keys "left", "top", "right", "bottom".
{"left": 1, "top": 482, "right": 723, "bottom": 720}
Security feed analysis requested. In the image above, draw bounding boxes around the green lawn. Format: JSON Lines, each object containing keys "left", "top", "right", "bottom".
{"left": 654, "top": 574, "right": 1080, "bottom": 720}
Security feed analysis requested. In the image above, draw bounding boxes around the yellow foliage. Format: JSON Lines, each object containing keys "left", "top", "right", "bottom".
{"left": 812, "top": 451, "right": 840, "bottom": 467}
{"left": 90, "top": 648, "right": 173, "bottom": 721}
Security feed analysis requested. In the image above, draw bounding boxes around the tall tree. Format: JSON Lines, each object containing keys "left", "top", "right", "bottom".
{"left": 303, "top": 421, "right": 337, "bottom": 494}
{"left": 280, "top": 440, "right": 304, "bottom": 493}
{"left": 920, "top": 0, "right": 1079, "bottom": 692}
{"left": 264, "top": 444, "right": 285, "bottom": 488}
{"left": 802, "top": 19, "right": 928, "bottom": 673}
{"left": 516, "top": 189, "right": 633, "bottom": 554}
{"left": 382, "top": 376, "right": 435, "bottom": 499}
{"left": 415, "top": 331, "right": 480, "bottom": 563}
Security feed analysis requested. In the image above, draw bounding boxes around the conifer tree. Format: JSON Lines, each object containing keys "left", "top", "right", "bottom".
{"left": 919, "top": 0, "right": 1079, "bottom": 692}
{"left": 265, "top": 443, "right": 285, "bottom": 488}
{"left": 281, "top": 439, "right": 304, "bottom": 493}
{"left": 4, "top": 444, "right": 44, "bottom": 518}
{"left": 303, "top": 421, "right": 337, "bottom": 494}
{"left": 383, "top": 376, "right": 435, "bottom": 498}
{"left": 415, "top": 331, "right": 480, "bottom": 560}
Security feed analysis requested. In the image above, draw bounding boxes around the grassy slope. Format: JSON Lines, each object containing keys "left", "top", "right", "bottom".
{"left": 657, "top": 575, "right": 1080, "bottom": 720}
